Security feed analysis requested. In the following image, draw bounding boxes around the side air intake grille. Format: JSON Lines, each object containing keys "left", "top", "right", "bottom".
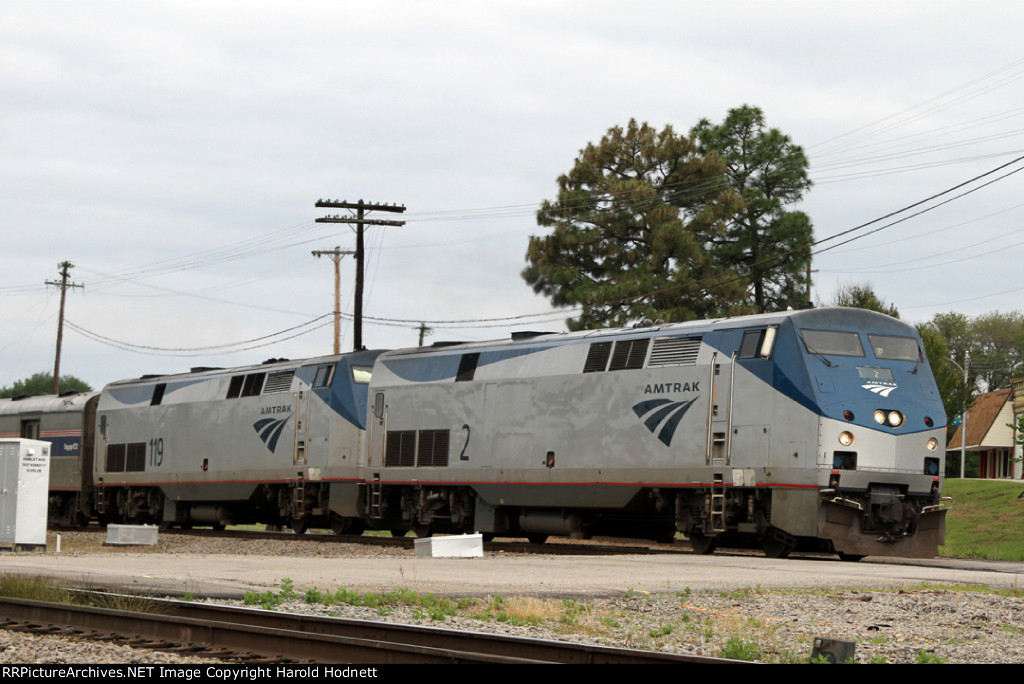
{"left": 263, "top": 370, "right": 295, "bottom": 394}
{"left": 608, "top": 338, "right": 651, "bottom": 371}
{"left": 385, "top": 431, "right": 416, "bottom": 467}
{"left": 455, "top": 353, "right": 480, "bottom": 382}
{"left": 583, "top": 342, "right": 613, "bottom": 373}
{"left": 648, "top": 337, "right": 702, "bottom": 367}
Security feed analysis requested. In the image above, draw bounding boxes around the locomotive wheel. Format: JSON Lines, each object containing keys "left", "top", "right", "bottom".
{"left": 412, "top": 524, "right": 432, "bottom": 538}
{"left": 838, "top": 553, "right": 866, "bottom": 562}
{"left": 760, "top": 529, "right": 796, "bottom": 559}
{"left": 526, "top": 534, "right": 548, "bottom": 545}
{"left": 389, "top": 529, "right": 408, "bottom": 538}
{"left": 687, "top": 532, "right": 717, "bottom": 555}
{"left": 330, "top": 516, "right": 364, "bottom": 536}
{"left": 481, "top": 533, "right": 495, "bottom": 543}
{"left": 290, "top": 518, "right": 308, "bottom": 535}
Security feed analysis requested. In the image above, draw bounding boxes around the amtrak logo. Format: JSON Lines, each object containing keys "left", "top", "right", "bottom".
{"left": 253, "top": 415, "right": 291, "bottom": 452}
{"left": 862, "top": 383, "right": 897, "bottom": 397}
{"left": 632, "top": 398, "right": 698, "bottom": 446}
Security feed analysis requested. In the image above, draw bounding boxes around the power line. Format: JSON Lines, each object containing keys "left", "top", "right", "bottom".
{"left": 65, "top": 314, "right": 334, "bottom": 355}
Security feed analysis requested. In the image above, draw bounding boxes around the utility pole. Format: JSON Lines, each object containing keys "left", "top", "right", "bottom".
{"left": 961, "top": 350, "right": 970, "bottom": 479}
{"left": 315, "top": 199, "right": 406, "bottom": 351}
{"left": 45, "top": 261, "right": 84, "bottom": 394}
{"left": 311, "top": 247, "right": 355, "bottom": 354}
{"left": 415, "top": 322, "right": 433, "bottom": 347}
{"left": 805, "top": 260, "right": 818, "bottom": 305}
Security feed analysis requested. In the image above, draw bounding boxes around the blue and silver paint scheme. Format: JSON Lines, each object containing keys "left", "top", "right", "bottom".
{"left": 367, "top": 307, "right": 946, "bottom": 557}
{"left": 92, "top": 350, "right": 383, "bottom": 528}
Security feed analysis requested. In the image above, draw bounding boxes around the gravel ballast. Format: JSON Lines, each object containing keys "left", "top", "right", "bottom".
{"left": 0, "top": 529, "right": 1021, "bottom": 664}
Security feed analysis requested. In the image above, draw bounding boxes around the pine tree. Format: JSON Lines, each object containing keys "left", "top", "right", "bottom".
{"left": 693, "top": 105, "right": 813, "bottom": 312}
{"left": 523, "top": 119, "right": 748, "bottom": 330}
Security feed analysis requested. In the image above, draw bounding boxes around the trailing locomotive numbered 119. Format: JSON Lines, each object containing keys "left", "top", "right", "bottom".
{"left": 91, "top": 351, "right": 382, "bottom": 533}
{"left": 367, "top": 307, "right": 947, "bottom": 558}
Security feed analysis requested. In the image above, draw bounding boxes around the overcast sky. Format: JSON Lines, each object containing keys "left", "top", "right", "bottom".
{"left": 3, "top": 0, "right": 1023, "bottom": 390}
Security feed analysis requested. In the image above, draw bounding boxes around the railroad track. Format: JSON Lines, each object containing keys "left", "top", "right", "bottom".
{"left": 0, "top": 593, "right": 741, "bottom": 664}
{"left": 59, "top": 524, "right": 695, "bottom": 556}
{"left": 58, "top": 524, "right": 849, "bottom": 560}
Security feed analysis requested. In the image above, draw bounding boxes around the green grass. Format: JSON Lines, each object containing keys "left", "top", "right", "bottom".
{"left": 0, "top": 574, "right": 162, "bottom": 613}
{"left": 940, "top": 478, "right": 1024, "bottom": 560}
{"left": 0, "top": 574, "right": 76, "bottom": 603}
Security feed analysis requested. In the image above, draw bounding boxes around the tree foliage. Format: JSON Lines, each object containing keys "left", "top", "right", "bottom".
{"left": 693, "top": 105, "right": 813, "bottom": 313}
{"left": 0, "top": 372, "right": 92, "bottom": 399}
{"left": 829, "top": 282, "right": 900, "bottom": 318}
{"left": 917, "top": 323, "right": 974, "bottom": 426}
{"left": 923, "top": 310, "right": 1024, "bottom": 394}
{"left": 523, "top": 119, "right": 747, "bottom": 329}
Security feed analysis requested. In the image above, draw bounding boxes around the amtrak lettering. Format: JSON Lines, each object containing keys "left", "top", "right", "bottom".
{"left": 643, "top": 382, "right": 699, "bottom": 394}
{"left": 260, "top": 405, "right": 292, "bottom": 415}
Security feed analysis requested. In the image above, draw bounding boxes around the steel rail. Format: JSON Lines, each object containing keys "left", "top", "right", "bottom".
{"left": 0, "top": 594, "right": 740, "bottom": 664}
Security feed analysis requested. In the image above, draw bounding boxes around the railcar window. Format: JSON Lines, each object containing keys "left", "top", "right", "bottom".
{"left": 739, "top": 331, "right": 763, "bottom": 358}
{"left": 313, "top": 364, "right": 335, "bottom": 387}
{"left": 151, "top": 383, "right": 166, "bottom": 406}
{"left": 868, "top": 334, "right": 921, "bottom": 361}
{"left": 351, "top": 366, "right": 372, "bottom": 384}
{"left": 801, "top": 330, "right": 865, "bottom": 357}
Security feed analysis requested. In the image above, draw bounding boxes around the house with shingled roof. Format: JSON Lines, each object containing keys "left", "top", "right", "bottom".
{"left": 946, "top": 386, "right": 1017, "bottom": 479}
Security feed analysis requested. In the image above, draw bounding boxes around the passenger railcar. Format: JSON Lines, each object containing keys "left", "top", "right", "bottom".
{"left": 363, "top": 307, "right": 947, "bottom": 558}
{"left": 0, "top": 391, "right": 99, "bottom": 526}
{"left": 92, "top": 350, "right": 382, "bottom": 532}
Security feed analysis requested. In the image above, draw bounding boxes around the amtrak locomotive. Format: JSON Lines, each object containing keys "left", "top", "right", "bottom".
{"left": 0, "top": 307, "right": 948, "bottom": 559}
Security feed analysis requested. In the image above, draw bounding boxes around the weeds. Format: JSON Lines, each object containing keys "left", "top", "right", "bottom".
{"left": 0, "top": 574, "right": 163, "bottom": 614}
{"left": 231, "top": 578, "right": 1009, "bottom": 663}
{"left": 0, "top": 574, "right": 75, "bottom": 603}
{"left": 718, "top": 637, "right": 761, "bottom": 662}
{"left": 915, "top": 649, "right": 947, "bottom": 664}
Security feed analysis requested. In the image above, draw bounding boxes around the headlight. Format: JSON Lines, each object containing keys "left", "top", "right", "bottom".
{"left": 839, "top": 431, "right": 854, "bottom": 446}
{"left": 927, "top": 437, "right": 938, "bottom": 452}
{"left": 887, "top": 411, "right": 904, "bottom": 427}
{"left": 874, "top": 410, "right": 886, "bottom": 424}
